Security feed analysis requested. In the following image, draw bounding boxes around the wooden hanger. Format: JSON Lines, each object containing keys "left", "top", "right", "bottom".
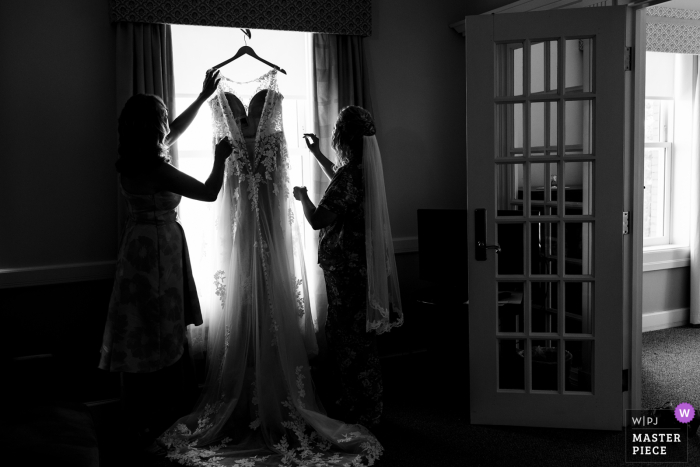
{"left": 211, "top": 29, "right": 287, "bottom": 74}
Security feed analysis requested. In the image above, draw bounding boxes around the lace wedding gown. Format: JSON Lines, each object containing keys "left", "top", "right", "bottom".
{"left": 159, "top": 70, "right": 382, "bottom": 466}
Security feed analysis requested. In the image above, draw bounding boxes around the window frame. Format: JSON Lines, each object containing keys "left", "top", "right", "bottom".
{"left": 642, "top": 142, "right": 672, "bottom": 246}
{"left": 642, "top": 97, "right": 674, "bottom": 248}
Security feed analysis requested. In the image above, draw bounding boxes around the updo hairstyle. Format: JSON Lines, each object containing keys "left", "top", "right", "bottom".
{"left": 331, "top": 106, "right": 376, "bottom": 168}
{"left": 115, "top": 94, "right": 171, "bottom": 175}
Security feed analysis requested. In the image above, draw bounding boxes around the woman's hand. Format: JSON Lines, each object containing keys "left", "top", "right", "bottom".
{"left": 165, "top": 69, "right": 220, "bottom": 147}
{"left": 293, "top": 186, "right": 308, "bottom": 201}
{"left": 200, "top": 69, "right": 221, "bottom": 100}
{"left": 303, "top": 133, "right": 320, "bottom": 153}
{"left": 215, "top": 137, "right": 233, "bottom": 162}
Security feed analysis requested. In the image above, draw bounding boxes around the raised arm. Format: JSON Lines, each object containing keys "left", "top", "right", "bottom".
{"left": 303, "top": 133, "right": 335, "bottom": 181}
{"left": 164, "top": 69, "right": 221, "bottom": 147}
{"left": 153, "top": 138, "right": 232, "bottom": 202}
{"left": 293, "top": 186, "right": 337, "bottom": 230}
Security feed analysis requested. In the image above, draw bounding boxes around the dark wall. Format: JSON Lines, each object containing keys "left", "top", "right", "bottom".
{"left": 4, "top": 279, "right": 119, "bottom": 402}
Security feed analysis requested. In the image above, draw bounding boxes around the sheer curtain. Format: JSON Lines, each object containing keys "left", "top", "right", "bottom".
{"left": 307, "top": 33, "right": 374, "bottom": 352}
{"left": 115, "top": 22, "right": 177, "bottom": 238}
{"left": 689, "top": 56, "right": 700, "bottom": 325}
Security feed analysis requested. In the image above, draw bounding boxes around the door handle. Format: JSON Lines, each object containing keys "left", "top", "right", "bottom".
{"left": 477, "top": 241, "right": 502, "bottom": 253}
{"left": 475, "top": 208, "right": 500, "bottom": 261}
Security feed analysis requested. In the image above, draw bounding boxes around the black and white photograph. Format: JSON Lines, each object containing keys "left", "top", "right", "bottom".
{"left": 2, "top": 0, "right": 699, "bottom": 466}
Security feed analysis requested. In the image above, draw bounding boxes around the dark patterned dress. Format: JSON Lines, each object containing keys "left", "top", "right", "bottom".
{"left": 318, "top": 159, "right": 383, "bottom": 428}
{"left": 99, "top": 181, "right": 203, "bottom": 373}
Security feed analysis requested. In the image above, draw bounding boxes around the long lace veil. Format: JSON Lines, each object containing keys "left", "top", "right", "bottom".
{"left": 160, "top": 71, "right": 382, "bottom": 466}
{"left": 363, "top": 135, "right": 404, "bottom": 334}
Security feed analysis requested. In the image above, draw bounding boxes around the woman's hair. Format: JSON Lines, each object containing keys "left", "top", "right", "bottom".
{"left": 331, "top": 106, "right": 376, "bottom": 168}
{"left": 115, "top": 94, "right": 171, "bottom": 175}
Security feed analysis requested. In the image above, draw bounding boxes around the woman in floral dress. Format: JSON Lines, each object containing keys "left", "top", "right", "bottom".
{"left": 294, "top": 106, "right": 404, "bottom": 428}
{"left": 99, "top": 69, "right": 233, "bottom": 448}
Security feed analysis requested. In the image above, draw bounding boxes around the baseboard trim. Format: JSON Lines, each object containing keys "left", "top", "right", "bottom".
{"left": 642, "top": 258, "right": 690, "bottom": 272}
{"left": 642, "top": 308, "right": 689, "bottom": 332}
{"left": 0, "top": 261, "right": 116, "bottom": 289}
{"left": 0, "top": 236, "right": 417, "bottom": 289}
{"left": 393, "top": 236, "right": 418, "bottom": 254}
{"left": 84, "top": 398, "right": 121, "bottom": 408}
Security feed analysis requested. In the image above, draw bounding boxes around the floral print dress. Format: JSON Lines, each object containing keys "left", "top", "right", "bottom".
{"left": 318, "top": 160, "right": 383, "bottom": 428}
{"left": 99, "top": 182, "right": 203, "bottom": 373}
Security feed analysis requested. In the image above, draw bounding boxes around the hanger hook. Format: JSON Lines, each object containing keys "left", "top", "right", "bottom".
{"left": 241, "top": 28, "right": 251, "bottom": 46}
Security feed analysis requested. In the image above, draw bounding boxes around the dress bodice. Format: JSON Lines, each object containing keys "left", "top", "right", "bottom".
{"left": 120, "top": 183, "right": 181, "bottom": 225}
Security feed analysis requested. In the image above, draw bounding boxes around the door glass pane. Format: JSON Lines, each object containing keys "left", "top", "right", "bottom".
{"left": 496, "top": 163, "right": 524, "bottom": 212}
{"left": 496, "top": 42, "right": 524, "bottom": 97}
{"left": 530, "top": 163, "right": 558, "bottom": 214}
{"left": 531, "top": 281, "right": 558, "bottom": 333}
{"left": 530, "top": 102, "right": 558, "bottom": 156}
{"left": 498, "top": 223, "right": 524, "bottom": 275}
{"left": 564, "top": 161, "right": 593, "bottom": 215}
{"left": 531, "top": 340, "right": 561, "bottom": 391}
{"left": 531, "top": 40, "right": 558, "bottom": 95}
{"left": 564, "top": 222, "right": 593, "bottom": 275}
{"left": 499, "top": 339, "right": 525, "bottom": 390}
{"left": 565, "top": 100, "right": 593, "bottom": 155}
{"left": 496, "top": 103, "right": 525, "bottom": 157}
{"left": 490, "top": 33, "right": 598, "bottom": 403}
{"left": 532, "top": 222, "right": 558, "bottom": 275}
{"left": 565, "top": 282, "right": 593, "bottom": 334}
{"left": 565, "top": 38, "right": 593, "bottom": 92}
{"left": 498, "top": 282, "right": 524, "bottom": 332}
{"left": 565, "top": 340, "right": 593, "bottom": 393}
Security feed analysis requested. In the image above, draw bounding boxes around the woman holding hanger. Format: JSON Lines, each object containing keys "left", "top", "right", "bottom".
{"left": 99, "top": 68, "right": 233, "bottom": 449}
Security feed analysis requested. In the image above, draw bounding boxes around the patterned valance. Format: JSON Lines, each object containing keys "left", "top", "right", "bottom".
{"left": 646, "top": 6, "right": 700, "bottom": 55}
{"left": 109, "top": 0, "right": 372, "bottom": 36}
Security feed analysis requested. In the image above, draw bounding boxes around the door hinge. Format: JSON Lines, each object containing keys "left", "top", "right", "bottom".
{"left": 622, "top": 369, "right": 629, "bottom": 392}
{"left": 624, "top": 47, "right": 633, "bottom": 71}
{"left": 622, "top": 211, "right": 630, "bottom": 235}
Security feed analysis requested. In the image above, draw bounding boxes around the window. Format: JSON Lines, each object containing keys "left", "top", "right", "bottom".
{"left": 642, "top": 51, "right": 696, "bottom": 251}
{"left": 170, "top": 25, "right": 311, "bottom": 288}
{"left": 643, "top": 98, "right": 673, "bottom": 246}
{"left": 172, "top": 25, "right": 310, "bottom": 187}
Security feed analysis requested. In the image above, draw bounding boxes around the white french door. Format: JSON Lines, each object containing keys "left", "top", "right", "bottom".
{"left": 466, "top": 6, "right": 632, "bottom": 430}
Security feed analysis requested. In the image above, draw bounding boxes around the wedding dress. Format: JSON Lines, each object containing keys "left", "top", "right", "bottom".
{"left": 160, "top": 70, "right": 383, "bottom": 466}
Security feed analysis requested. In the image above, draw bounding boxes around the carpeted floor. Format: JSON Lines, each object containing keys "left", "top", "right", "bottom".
{"left": 642, "top": 324, "right": 700, "bottom": 411}
{"left": 97, "top": 326, "right": 700, "bottom": 466}
{"left": 372, "top": 344, "right": 700, "bottom": 467}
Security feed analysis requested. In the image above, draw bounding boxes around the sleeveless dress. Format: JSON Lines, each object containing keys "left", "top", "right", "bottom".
{"left": 99, "top": 183, "right": 203, "bottom": 373}
{"left": 158, "top": 70, "right": 383, "bottom": 466}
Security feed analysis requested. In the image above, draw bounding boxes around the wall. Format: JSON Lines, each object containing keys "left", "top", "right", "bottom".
{"left": 364, "top": 0, "right": 516, "bottom": 240}
{"left": 0, "top": 0, "right": 118, "bottom": 270}
{"left": 363, "top": 0, "right": 515, "bottom": 354}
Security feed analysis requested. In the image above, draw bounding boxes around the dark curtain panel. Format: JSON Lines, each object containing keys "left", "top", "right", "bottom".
{"left": 115, "top": 22, "right": 177, "bottom": 240}
{"left": 336, "top": 35, "right": 373, "bottom": 114}
{"left": 310, "top": 33, "right": 373, "bottom": 354}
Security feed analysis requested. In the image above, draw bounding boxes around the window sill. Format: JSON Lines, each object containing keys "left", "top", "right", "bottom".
{"left": 642, "top": 245, "right": 690, "bottom": 272}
